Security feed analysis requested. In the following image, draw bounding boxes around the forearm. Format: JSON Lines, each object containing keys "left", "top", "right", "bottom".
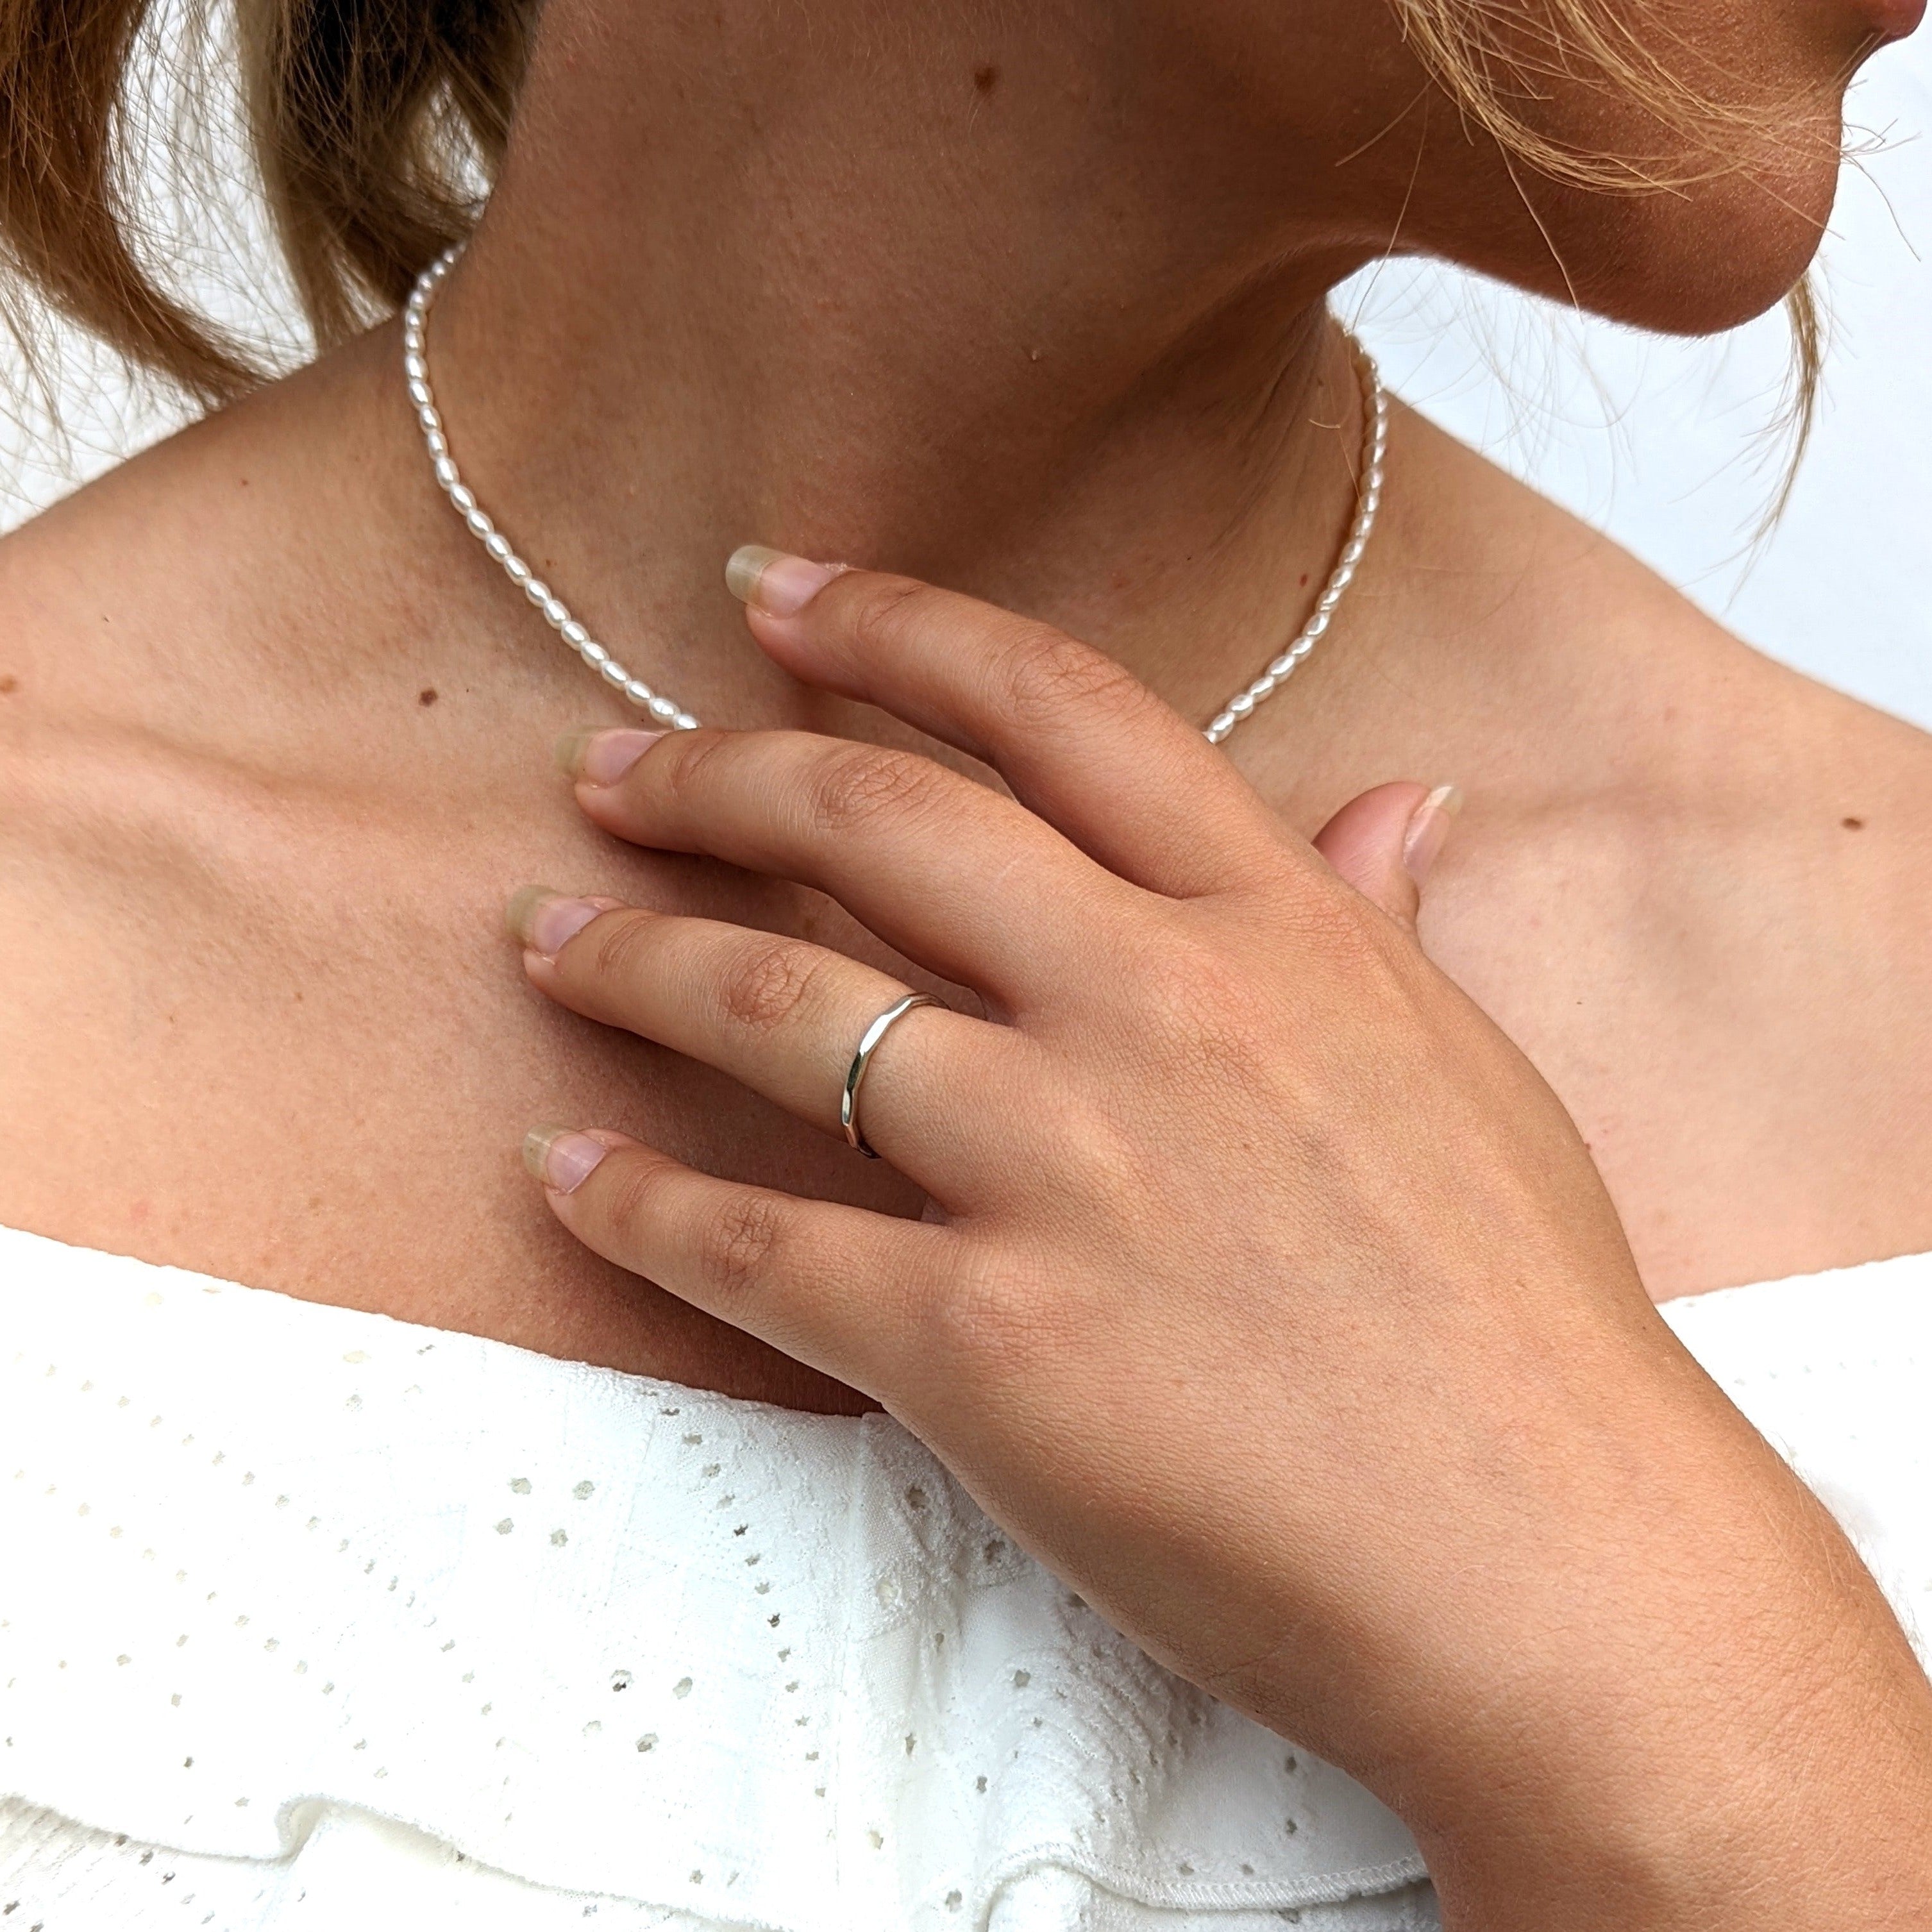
{"left": 1302, "top": 1346, "right": 1932, "bottom": 1931}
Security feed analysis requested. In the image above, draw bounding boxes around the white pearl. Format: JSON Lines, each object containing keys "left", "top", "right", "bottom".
{"left": 407, "top": 256, "right": 1377, "bottom": 748}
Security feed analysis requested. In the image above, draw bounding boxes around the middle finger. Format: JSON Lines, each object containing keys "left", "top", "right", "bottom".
{"left": 566, "top": 727, "right": 1125, "bottom": 1012}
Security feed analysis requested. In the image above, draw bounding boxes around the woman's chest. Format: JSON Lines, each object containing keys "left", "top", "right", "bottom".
{"left": 3, "top": 764, "right": 1927, "bottom": 1379}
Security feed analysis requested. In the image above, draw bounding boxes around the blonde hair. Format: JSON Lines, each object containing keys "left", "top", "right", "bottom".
{"left": 1388, "top": 0, "right": 1824, "bottom": 477}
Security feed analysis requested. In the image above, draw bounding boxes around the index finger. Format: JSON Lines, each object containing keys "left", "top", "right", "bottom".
{"left": 728, "top": 555, "right": 1291, "bottom": 900}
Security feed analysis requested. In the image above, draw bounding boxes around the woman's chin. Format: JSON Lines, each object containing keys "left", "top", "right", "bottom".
{"left": 1546, "top": 155, "right": 1844, "bottom": 338}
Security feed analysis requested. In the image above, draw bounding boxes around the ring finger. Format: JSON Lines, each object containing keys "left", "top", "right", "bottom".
{"left": 510, "top": 891, "right": 1008, "bottom": 1193}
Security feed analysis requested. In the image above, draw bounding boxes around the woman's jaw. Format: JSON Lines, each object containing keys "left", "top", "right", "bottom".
{"left": 405, "top": 0, "right": 1892, "bottom": 735}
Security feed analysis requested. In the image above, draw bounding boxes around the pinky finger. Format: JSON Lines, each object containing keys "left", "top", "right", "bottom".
{"left": 524, "top": 1126, "right": 955, "bottom": 1400}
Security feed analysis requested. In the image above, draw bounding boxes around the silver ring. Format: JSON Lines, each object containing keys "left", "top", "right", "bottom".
{"left": 841, "top": 993, "right": 943, "bottom": 1158}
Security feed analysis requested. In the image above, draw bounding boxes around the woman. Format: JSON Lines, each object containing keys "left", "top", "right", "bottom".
{"left": 1, "top": 0, "right": 1929, "bottom": 1922}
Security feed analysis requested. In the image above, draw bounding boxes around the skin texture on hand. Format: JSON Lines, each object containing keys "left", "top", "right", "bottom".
{"left": 510, "top": 559, "right": 1932, "bottom": 1931}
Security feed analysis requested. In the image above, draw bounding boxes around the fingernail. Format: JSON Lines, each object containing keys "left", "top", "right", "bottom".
{"left": 724, "top": 544, "right": 843, "bottom": 616}
{"left": 554, "top": 727, "right": 664, "bottom": 785}
{"left": 505, "top": 886, "right": 603, "bottom": 956}
{"left": 522, "top": 1125, "right": 609, "bottom": 1193}
{"left": 1402, "top": 784, "right": 1463, "bottom": 886}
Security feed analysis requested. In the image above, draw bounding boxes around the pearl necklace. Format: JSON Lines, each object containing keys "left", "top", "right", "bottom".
{"left": 403, "top": 246, "right": 1386, "bottom": 743}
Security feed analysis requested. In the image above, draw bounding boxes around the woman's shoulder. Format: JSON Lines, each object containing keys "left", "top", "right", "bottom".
{"left": 1436, "top": 584, "right": 1932, "bottom": 1300}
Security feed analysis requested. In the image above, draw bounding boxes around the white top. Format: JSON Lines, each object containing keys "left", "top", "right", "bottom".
{"left": 1, "top": 1227, "right": 1927, "bottom": 1931}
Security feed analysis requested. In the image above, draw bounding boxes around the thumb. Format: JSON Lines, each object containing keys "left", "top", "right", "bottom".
{"left": 1311, "top": 782, "right": 1462, "bottom": 935}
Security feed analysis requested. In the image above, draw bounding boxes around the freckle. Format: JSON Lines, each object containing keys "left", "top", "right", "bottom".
{"left": 1842, "top": 816, "right": 1865, "bottom": 830}
{"left": 418, "top": 687, "right": 438, "bottom": 706}
{"left": 973, "top": 62, "right": 998, "bottom": 93}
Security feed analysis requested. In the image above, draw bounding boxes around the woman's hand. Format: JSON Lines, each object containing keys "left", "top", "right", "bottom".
{"left": 508, "top": 553, "right": 1932, "bottom": 1930}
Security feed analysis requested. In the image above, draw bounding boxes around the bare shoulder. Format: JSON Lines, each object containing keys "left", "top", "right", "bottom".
{"left": 1426, "top": 586, "right": 1932, "bottom": 1301}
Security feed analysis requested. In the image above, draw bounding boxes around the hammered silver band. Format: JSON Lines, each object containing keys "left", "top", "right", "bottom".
{"left": 841, "top": 993, "right": 943, "bottom": 1159}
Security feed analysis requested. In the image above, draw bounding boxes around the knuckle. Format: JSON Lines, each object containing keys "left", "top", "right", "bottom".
{"left": 710, "top": 935, "right": 846, "bottom": 1043}
{"left": 995, "top": 626, "right": 1144, "bottom": 731}
{"left": 714, "top": 936, "right": 836, "bottom": 1036}
{"left": 1134, "top": 932, "right": 1253, "bottom": 1041}
{"left": 913, "top": 1243, "right": 1089, "bottom": 1397}
{"left": 658, "top": 727, "right": 739, "bottom": 808}
{"left": 600, "top": 1150, "right": 676, "bottom": 1238}
{"left": 805, "top": 743, "right": 946, "bottom": 835}
{"left": 843, "top": 576, "right": 940, "bottom": 660}
{"left": 585, "top": 907, "right": 660, "bottom": 985}
{"left": 697, "top": 1190, "right": 791, "bottom": 1301}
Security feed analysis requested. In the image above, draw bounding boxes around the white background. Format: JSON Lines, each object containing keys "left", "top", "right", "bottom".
{"left": 4, "top": 27, "right": 1928, "bottom": 729}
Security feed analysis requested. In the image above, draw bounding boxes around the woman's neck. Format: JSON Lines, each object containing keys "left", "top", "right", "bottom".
{"left": 422, "top": 0, "right": 1398, "bottom": 737}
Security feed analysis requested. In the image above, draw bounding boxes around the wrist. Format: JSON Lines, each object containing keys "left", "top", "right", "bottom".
{"left": 1293, "top": 1343, "right": 1932, "bottom": 1929}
